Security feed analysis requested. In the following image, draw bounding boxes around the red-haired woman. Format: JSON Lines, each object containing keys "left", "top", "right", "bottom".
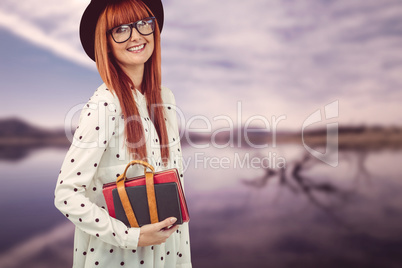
{"left": 54, "top": 0, "right": 192, "bottom": 267}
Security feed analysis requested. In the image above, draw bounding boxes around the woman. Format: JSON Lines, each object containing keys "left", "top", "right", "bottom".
{"left": 54, "top": 0, "right": 192, "bottom": 267}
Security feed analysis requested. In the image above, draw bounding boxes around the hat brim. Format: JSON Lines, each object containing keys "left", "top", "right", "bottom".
{"left": 80, "top": 0, "right": 164, "bottom": 62}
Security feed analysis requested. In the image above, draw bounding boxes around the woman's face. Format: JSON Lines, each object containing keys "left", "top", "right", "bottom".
{"left": 108, "top": 23, "right": 154, "bottom": 70}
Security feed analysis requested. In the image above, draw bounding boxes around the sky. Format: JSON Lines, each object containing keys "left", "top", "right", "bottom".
{"left": 0, "top": 0, "right": 401, "bottom": 132}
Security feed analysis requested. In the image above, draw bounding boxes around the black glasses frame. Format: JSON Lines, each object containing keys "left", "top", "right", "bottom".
{"left": 107, "top": 17, "right": 156, "bottom": 43}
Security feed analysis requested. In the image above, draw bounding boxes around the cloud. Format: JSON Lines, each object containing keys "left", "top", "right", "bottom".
{"left": 0, "top": 0, "right": 93, "bottom": 69}
{"left": 161, "top": 0, "right": 402, "bottom": 129}
{"left": 1, "top": 0, "right": 402, "bottom": 129}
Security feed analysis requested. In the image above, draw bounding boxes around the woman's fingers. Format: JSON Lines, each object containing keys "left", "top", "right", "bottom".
{"left": 156, "top": 217, "right": 177, "bottom": 230}
{"left": 138, "top": 218, "right": 179, "bottom": 247}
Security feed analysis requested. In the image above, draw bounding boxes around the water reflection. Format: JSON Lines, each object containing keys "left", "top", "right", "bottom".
{"left": 0, "top": 143, "right": 68, "bottom": 162}
{"left": 0, "top": 144, "right": 39, "bottom": 162}
{"left": 187, "top": 145, "right": 402, "bottom": 268}
{"left": 241, "top": 149, "right": 375, "bottom": 233}
{"left": 1, "top": 143, "right": 402, "bottom": 268}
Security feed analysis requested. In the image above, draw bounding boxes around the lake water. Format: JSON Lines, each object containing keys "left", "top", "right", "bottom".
{"left": 0, "top": 144, "right": 402, "bottom": 268}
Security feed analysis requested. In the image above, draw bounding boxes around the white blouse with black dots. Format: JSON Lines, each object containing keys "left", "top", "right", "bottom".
{"left": 54, "top": 83, "right": 192, "bottom": 268}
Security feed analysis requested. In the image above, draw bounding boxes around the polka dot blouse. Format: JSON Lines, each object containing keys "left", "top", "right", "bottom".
{"left": 54, "top": 84, "right": 192, "bottom": 268}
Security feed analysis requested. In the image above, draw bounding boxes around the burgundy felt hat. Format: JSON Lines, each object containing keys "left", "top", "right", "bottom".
{"left": 79, "top": 0, "right": 164, "bottom": 62}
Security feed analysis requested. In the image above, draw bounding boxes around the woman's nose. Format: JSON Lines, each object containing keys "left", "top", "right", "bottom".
{"left": 130, "top": 27, "right": 142, "bottom": 41}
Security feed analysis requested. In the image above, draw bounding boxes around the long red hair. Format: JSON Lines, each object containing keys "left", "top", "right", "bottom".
{"left": 94, "top": 0, "right": 169, "bottom": 164}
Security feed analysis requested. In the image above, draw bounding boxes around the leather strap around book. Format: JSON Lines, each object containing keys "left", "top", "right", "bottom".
{"left": 145, "top": 171, "right": 159, "bottom": 224}
{"left": 116, "top": 160, "right": 157, "bottom": 228}
{"left": 117, "top": 174, "right": 139, "bottom": 228}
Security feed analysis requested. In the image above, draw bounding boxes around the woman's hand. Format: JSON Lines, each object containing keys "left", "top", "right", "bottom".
{"left": 137, "top": 217, "right": 179, "bottom": 247}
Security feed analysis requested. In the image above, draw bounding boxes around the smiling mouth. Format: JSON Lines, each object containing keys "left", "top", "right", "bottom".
{"left": 127, "top": 44, "right": 145, "bottom": 52}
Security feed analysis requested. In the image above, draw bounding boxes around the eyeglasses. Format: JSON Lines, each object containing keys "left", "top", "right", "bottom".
{"left": 107, "top": 17, "right": 156, "bottom": 43}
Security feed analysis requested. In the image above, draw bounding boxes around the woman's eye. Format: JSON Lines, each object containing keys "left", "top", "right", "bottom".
{"left": 115, "top": 26, "right": 129, "bottom": 34}
{"left": 138, "top": 21, "right": 150, "bottom": 29}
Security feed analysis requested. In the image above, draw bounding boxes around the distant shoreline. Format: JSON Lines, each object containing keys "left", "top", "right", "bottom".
{"left": 1, "top": 127, "right": 401, "bottom": 151}
{"left": 0, "top": 137, "right": 70, "bottom": 147}
{"left": 1, "top": 117, "right": 401, "bottom": 150}
{"left": 182, "top": 126, "right": 402, "bottom": 150}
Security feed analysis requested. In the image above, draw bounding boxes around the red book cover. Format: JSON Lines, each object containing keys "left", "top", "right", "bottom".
{"left": 103, "top": 168, "right": 189, "bottom": 225}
